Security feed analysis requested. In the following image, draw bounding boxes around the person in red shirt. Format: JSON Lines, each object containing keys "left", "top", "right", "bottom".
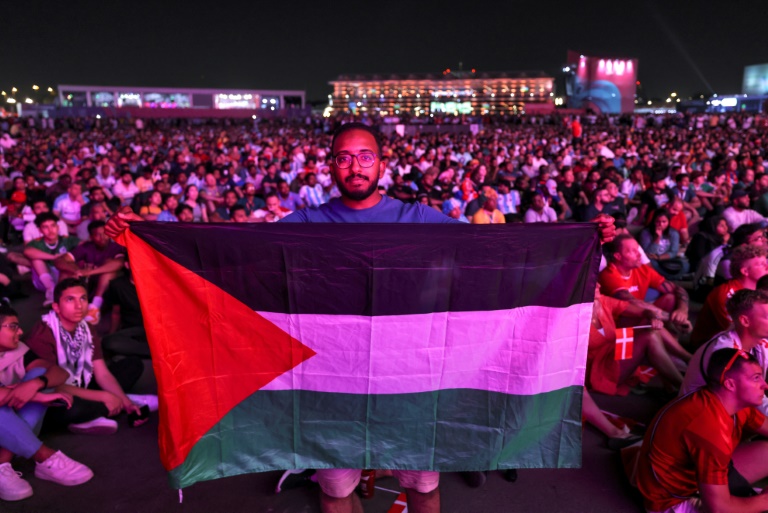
{"left": 691, "top": 245, "right": 768, "bottom": 348}
{"left": 599, "top": 234, "right": 693, "bottom": 364}
{"left": 637, "top": 348, "right": 768, "bottom": 513}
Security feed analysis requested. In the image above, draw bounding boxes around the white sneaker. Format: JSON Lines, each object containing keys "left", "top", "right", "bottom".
{"left": 68, "top": 417, "right": 118, "bottom": 435}
{"left": 127, "top": 394, "right": 159, "bottom": 412}
{"left": 43, "top": 288, "right": 54, "bottom": 307}
{"left": 0, "top": 462, "right": 33, "bottom": 501}
{"left": 35, "top": 451, "right": 93, "bottom": 486}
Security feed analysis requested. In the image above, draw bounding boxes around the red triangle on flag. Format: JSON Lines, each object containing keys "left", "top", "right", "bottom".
{"left": 123, "top": 230, "right": 317, "bottom": 471}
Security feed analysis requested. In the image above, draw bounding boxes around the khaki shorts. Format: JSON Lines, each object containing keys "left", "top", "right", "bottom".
{"left": 315, "top": 468, "right": 440, "bottom": 498}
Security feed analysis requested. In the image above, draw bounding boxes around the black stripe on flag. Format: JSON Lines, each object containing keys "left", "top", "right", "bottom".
{"left": 130, "top": 222, "right": 600, "bottom": 316}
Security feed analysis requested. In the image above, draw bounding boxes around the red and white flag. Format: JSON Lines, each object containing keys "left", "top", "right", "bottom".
{"left": 387, "top": 492, "right": 408, "bottom": 513}
{"left": 615, "top": 328, "right": 634, "bottom": 361}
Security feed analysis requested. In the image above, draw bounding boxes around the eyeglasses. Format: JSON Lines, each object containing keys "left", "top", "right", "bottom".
{"left": 720, "top": 350, "right": 750, "bottom": 384}
{"left": 333, "top": 152, "right": 378, "bottom": 169}
{"left": 1, "top": 323, "right": 20, "bottom": 332}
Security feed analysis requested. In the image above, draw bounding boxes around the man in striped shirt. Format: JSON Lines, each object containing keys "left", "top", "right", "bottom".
{"left": 496, "top": 180, "right": 520, "bottom": 220}
{"left": 299, "top": 173, "right": 327, "bottom": 208}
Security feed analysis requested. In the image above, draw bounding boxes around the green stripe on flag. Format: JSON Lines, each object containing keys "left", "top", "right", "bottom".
{"left": 168, "top": 387, "right": 583, "bottom": 489}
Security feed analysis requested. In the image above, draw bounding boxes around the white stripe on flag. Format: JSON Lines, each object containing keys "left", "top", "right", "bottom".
{"left": 259, "top": 303, "right": 592, "bottom": 396}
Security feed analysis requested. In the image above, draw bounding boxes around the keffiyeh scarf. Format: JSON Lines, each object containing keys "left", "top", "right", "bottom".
{"left": 41, "top": 311, "right": 94, "bottom": 387}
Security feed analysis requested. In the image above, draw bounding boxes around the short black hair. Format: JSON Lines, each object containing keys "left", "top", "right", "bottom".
{"left": 54, "top": 278, "right": 87, "bottom": 304}
{"left": 174, "top": 204, "right": 193, "bottom": 217}
{"left": 331, "top": 122, "right": 382, "bottom": 157}
{"left": 605, "top": 233, "right": 635, "bottom": 262}
{"left": 0, "top": 303, "right": 19, "bottom": 325}
{"left": 87, "top": 220, "right": 106, "bottom": 235}
{"left": 34, "top": 212, "right": 60, "bottom": 228}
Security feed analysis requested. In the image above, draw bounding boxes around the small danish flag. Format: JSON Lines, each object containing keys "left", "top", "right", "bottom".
{"left": 615, "top": 327, "right": 634, "bottom": 361}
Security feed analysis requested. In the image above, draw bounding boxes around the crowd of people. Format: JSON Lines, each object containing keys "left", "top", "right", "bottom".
{"left": 2, "top": 110, "right": 768, "bottom": 512}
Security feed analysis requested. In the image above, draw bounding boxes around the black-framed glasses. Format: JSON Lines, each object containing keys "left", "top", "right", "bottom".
{"left": 333, "top": 152, "right": 378, "bottom": 169}
{"left": 1, "top": 323, "right": 20, "bottom": 332}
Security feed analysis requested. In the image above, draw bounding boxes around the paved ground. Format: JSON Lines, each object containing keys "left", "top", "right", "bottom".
{"left": 3, "top": 279, "right": 675, "bottom": 513}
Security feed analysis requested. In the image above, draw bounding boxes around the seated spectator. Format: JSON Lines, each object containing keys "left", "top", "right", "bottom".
{"left": 237, "top": 182, "right": 266, "bottom": 215}
{"left": 686, "top": 215, "right": 728, "bottom": 277}
{"left": 182, "top": 185, "right": 208, "bottom": 223}
{"left": 523, "top": 191, "right": 557, "bottom": 223}
{"left": 599, "top": 234, "right": 692, "bottom": 362}
{"left": 252, "top": 192, "right": 292, "bottom": 223}
{"left": 138, "top": 191, "right": 163, "bottom": 221}
{"left": 23, "top": 213, "right": 79, "bottom": 306}
{"left": 471, "top": 190, "right": 505, "bottom": 224}
{"left": 387, "top": 174, "right": 416, "bottom": 203}
{"left": 112, "top": 170, "right": 139, "bottom": 207}
{"left": 496, "top": 179, "right": 521, "bottom": 222}
{"left": 664, "top": 197, "right": 692, "bottom": 246}
{"left": 277, "top": 181, "right": 305, "bottom": 211}
{"left": 20, "top": 199, "right": 68, "bottom": 244}
{"left": 156, "top": 194, "right": 179, "bottom": 222}
{"left": 583, "top": 187, "right": 613, "bottom": 222}
{"left": 723, "top": 189, "right": 766, "bottom": 233}
{"left": 174, "top": 204, "right": 195, "bottom": 223}
{"left": 211, "top": 189, "right": 239, "bottom": 222}
{"left": 441, "top": 198, "right": 469, "bottom": 223}
{"left": 672, "top": 172, "right": 701, "bottom": 224}
{"left": 0, "top": 304, "right": 93, "bottom": 501}
{"left": 52, "top": 182, "right": 86, "bottom": 231}
{"left": 636, "top": 348, "right": 768, "bottom": 513}
{"left": 299, "top": 173, "right": 326, "bottom": 208}
{"left": 80, "top": 186, "right": 115, "bottom": 218}
{"left": 690, "top": 245, "right": 768, "bottom": 348}
{"left": 716, "top": 223, "right": 767, "bottom": 284}
{"left": 230, "top": 205, "right": 249, "bottom": 223}
{"left": 587, "top": 283, "right": 684, "bottom": 396}
{"left": 75, "top": 202, "right": 108, "bottom": 241}
{"left": 637, "top": 170, "right": 674, "bottom": 226}
{"left": 639, "top": 209, "right": 689, "bottom": 281}
{"left": 53, "top": 220, "right": 125, "bottom": 323}
{"left": 101, "top": 259, "right": 146, "bottom": 358}
{"left": 683, "top": 290, "right": 768, "bottom": 414}
{"left": 25, "top": 279, "right": 147, "bottom": 435}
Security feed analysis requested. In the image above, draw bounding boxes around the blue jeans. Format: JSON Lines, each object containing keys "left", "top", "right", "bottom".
{"left": 0, "top": 367, "right": 48, "bottom": 458}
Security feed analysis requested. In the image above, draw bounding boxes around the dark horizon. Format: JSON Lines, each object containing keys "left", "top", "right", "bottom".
{"left": 1, "top": 0, "right": 766, "bottom": 104}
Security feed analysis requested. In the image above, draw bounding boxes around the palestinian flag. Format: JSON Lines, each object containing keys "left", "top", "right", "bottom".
{"left": 119, "top": 222, "right": 600, "bottom": 489}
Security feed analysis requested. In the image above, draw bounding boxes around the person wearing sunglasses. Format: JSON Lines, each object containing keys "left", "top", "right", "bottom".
{"left": 682, "top": 289, "right": 768, "bottom": 415}
{"left": 637, "top": 348, "right": 768, "bottom": 513}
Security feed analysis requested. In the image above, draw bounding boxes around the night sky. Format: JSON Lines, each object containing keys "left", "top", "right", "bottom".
{"left": 2, "top": 0, "right": 767, "bottom": 104}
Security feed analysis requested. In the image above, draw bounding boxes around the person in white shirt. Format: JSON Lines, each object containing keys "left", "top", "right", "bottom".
{"left": 52, "top": 183, "right": 85, "bottom": 229}
{"left": 21, "top": 200, "right": 69, "bottom": 244}
{"left": 680, "top": 288, "right": 768, "bottom": 415}
{"left": 723, "top": 189, "right": 766, "bottom": 232}
{"left": 299, "top": 173, "right": 326, "bottom": 208}
{"left": 496, "top": 180, "right": 520, "bottom": 216}
{"left": 523, "top": 192, "right": 558, "bottom": 223}
{"left": 111, "top": 171, "right": 140, "bottom": 207}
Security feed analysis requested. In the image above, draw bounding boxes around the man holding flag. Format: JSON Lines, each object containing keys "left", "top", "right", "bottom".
{"left": 106, "top": 123, "right": 616, "bottom": 513}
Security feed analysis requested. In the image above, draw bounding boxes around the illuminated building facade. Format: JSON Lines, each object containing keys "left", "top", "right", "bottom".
{"left": 57, "top": 85, "right": 305, "bottom": 111}
{"left": 327, "top": 70, "right": 554, "bottom": 116}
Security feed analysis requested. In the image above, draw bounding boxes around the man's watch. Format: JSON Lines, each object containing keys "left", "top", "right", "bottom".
{"left": 37, "top": 375, "right": 49, "bottom": 390}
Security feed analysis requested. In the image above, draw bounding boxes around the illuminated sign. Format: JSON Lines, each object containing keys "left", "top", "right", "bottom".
{"left": 430, "top": 101, "right": 472, "bottom": 114}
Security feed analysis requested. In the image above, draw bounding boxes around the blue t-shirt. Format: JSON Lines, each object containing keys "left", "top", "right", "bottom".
{"left": 280, "top": 195, "right": 459, "bottom": 224}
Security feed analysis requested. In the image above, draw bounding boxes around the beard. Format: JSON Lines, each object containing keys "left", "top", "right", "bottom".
{"left": 337, "top": 173, "right": 379, "bottom": 201}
